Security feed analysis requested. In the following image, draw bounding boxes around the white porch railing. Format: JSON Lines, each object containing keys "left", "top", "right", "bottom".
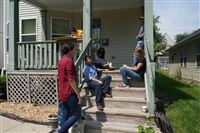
{"left": 17, "top": 40, "right": 82, "bottom": 70}
{"left": 144, "top": 37, "right": 155, "bottom": 115}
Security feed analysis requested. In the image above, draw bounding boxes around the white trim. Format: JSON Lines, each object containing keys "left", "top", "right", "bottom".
{"left": 50, "top": 17, "right": 71, "bottom": 40}
{"left": 19, "top": 16, "right": 38, "bottom": 42}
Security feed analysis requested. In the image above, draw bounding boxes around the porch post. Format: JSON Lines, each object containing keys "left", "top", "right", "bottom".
{"left": 8, "top": 0, "right": 19, "bottom": 70}
{"left": 145, "top": 0, "right": 154, "bottom": 61}
{"left": 83, "top": 0, "right": 92, "bottom": 47}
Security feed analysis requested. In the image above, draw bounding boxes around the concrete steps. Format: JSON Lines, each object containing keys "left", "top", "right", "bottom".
{"left": 82, "top": 70, "right": 150, "bottom": 133}
{"left": 111, "top": 78, "right": 145, "bottom": 88}
{"left": 84, "top": 120, "right": 138, "bottom": 133}
{"left": 112, "top": 87, "right": 146, "bottom": 98}
{"left": 83, "top": 96, "right": 146, "bottom": 110}
{"left": 83, "top": 107, "right": 152, "bottom": 124}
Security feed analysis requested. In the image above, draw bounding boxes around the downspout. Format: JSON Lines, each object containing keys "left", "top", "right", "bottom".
{"left": 1, "top": 0, "right": 6, "bottom": 76}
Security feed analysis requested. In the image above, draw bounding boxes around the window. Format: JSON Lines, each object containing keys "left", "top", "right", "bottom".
{"left": 196, "top": 44, "right": 200, "bottom": 67}
{"left": 21, "top": 19, "right": 36, "bottom": 42}
{"left": 51, "top": 18, "right": 71, "bottom": 39}
{"left": 180, "top": 49, "right": 187, "bottom": 68}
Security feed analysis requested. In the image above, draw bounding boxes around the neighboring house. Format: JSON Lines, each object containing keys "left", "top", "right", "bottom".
{"left": 156, "top": 33, "right": 175, "bottom": 69}
{"left": 167, "top": 29, "right": 200, "bottom": 82}
{"left": 0, "top": 0, "right": 4, "bottom": 71}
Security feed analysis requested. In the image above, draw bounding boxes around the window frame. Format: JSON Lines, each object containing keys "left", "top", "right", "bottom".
{"left": 196, "top": 44, "right": 200, "bottom": 68}
{"left": 180, "top": 49, "right": 187, "bottom": 68}
{"left": 20, "top": 17, "right": 37, "bottom": 42}
{"left": 50, "top": 17, "right": 71, "bottom": 40}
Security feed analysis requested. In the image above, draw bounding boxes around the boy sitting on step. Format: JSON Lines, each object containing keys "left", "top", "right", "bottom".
{"left": 83, "top": 56, "right": 112, "bottom": 111}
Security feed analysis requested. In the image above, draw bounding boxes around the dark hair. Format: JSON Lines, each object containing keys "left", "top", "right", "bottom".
{"left": 84, "top": 55, "right": 92, "bottom": 62}
{"left": 97, "top": 47, "right": 105, "bottom": 59}
{"left": 61, "top": 44, "right": 75, "bottom": 55}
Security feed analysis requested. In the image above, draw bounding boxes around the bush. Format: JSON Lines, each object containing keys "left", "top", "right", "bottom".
{"left": 174, "top": 68, "right": 182, "bottom": 80}
{"left": 0, "top": 76, "right": 6, "bottom": 99}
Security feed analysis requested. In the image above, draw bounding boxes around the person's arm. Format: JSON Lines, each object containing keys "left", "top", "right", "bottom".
{"left": 66, "top": 61, "right": 82, "bottom": 104}
{"left": 132, "top": 63, "right": 144, "bottom": 72}
{"left": 69, "top": 80, "right": 82, "bottom": 104}
{"left": 123, "top": 63, "right": 144, "bottom": 72}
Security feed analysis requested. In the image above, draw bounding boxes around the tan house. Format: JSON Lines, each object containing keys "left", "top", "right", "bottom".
{"left": 167, "top": 29, "right": 200, "bottom": 82}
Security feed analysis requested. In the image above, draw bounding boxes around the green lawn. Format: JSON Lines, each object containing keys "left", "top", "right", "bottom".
{"left": 155, "top": 70, "right": 200, "bottom": 133}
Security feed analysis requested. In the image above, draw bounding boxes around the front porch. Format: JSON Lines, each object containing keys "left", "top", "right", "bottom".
{"left": 6, "top": 0, "right": 155, "bottom": 132}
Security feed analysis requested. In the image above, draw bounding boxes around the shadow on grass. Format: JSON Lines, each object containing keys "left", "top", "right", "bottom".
{"left": 155, "top": 71, "right": 196, "bottom": 105}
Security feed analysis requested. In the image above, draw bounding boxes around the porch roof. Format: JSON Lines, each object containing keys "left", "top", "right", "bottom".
{"left": 23, "top": 0, "right": 144, "bottom": 12}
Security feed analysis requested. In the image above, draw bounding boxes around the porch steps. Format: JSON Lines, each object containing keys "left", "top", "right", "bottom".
{"left": 84, "top": 120, "right": 138, "bottom": 133}
{"left": 82, "top": 96, "right": 146, "bottom": 110}
{"left": 82, "top": 70, "right": 152, "bottom": 133}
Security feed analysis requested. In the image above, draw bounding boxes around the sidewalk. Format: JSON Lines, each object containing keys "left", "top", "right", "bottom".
{"left": 0, "top": 115, "right": 51, "bottom": 133}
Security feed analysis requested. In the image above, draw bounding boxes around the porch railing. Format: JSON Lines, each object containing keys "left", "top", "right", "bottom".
{"left": 17, "top": 40, "right": 82, "bottom": 70}
{"left": 144, "top": 37, "right": 155, "bottom": 116}
{"left": 75, "top": 39, "right": 92, "bottom": 87}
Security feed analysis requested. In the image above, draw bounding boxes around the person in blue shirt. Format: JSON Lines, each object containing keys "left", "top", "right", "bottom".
{"left": 83, "top": 56, "right": 112, "bottom": 111}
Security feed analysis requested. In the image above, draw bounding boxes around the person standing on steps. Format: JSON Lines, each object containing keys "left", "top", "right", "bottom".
{"left": 119, "top": 48, "right": 146, "bottom": 88}
{"left": 83, "top": 56, "right": 113, "bottom": 111}
{"left": 132, "top": 16, "right": 145, "bottom": 66}
{"left": 56, "top": 44, "right": 82, "bottom": 133}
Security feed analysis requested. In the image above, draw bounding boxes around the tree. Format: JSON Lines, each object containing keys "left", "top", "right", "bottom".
{"left": 153, "top": 16, "right": 166, "bottom": 54}
{"left": 175, "top": 32, "right": 190, "bottom": 43}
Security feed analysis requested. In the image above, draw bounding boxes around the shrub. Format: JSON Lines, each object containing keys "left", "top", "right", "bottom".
{"left": 0, "top": 76, "right": 6, "bottom": 99}
{"left": 174, "top": 68, "right": 182, "bottom": 80}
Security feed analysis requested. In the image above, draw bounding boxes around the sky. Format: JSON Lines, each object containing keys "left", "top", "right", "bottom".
{"left": 153, "top": 0, "right": 200, "bottom": 40}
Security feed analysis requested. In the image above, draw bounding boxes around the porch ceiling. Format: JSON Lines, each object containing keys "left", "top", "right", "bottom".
{"left": 24, "top": 0, "right": 144, "bottom": 12}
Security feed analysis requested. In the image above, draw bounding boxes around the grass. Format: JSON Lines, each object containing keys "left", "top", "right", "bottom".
{"left": 155, "top": 70, "right": 200, "bottom": 133}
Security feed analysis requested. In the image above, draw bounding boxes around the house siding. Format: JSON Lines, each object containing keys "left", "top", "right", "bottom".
{"left": 45, "top": 8, "right": 142, "bottom": 67}
{"left": 169, "top": 40, "right": 200, "bottom": 82}
{"left": 0, "top": 0, "right": 4, "bottom": 69}
{"left": 19, "top": 1, "right": 44, "bottom": 42}
{"left": 4, "top": 1, "right": 44, "bottom": 70}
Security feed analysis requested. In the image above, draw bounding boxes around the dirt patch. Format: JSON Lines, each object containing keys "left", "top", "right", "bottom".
{"left": 0, "top": 101, "right": 58, "bottom": 124}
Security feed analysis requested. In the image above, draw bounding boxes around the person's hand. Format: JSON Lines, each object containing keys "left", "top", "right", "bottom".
{"left": 77, "top": 95, "right": 82, "bottom": 105}
{"left": 123, "top": 64, "right": 128, "bottom": 67}
{"left": 98, "top": 80, "right": 103, "bottom": 85}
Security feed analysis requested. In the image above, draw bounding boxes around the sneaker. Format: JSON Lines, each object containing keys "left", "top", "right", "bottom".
{"left": 105, "top": 93, "right": 113, "bottom": 98}
{"left": 119, "top": 83, "right": 130, "bottom": 88}
{"left": 97, "top": 105, "right": 104, "bottom": 111}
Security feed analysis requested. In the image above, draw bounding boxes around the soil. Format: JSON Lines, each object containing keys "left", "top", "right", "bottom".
{"left": 0, "top": 101, "right": 58, "bottom": 124}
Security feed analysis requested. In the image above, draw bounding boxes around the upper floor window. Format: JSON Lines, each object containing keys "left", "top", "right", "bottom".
{"left": 51, "top": 18, "right": 71, "bottom": 39}
{"left": 21, "top": 18, "right": 36, "bottom": 42}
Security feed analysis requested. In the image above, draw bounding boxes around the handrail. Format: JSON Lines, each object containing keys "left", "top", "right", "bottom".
{"left": 75, "top": 39, "right": 92, "bottom": 89}
{"left": 75, "top": 39, "right": 92, "bottom": 68}
{"left": 17, "top": 40, "right": 57, "bottom": 44}
{"left": 144, "top": 37, "right": 155, "bottom": 116}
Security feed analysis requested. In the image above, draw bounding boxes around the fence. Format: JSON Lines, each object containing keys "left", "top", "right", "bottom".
{"left": 6, "top": 71, "right": 58, "bottom": 105}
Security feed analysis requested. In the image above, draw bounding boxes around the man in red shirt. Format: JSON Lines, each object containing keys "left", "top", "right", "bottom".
{"left": 57, "top": 44, "right": 81, "bottom": 133}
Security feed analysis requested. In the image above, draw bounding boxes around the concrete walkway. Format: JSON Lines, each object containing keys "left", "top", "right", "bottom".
{"left": 0, "top": 115, "right": 51, "bottom": 133}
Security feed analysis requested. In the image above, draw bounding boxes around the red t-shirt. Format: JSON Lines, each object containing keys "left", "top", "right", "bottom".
{"left": 58, "top": 56, "right": 75, "bottom": 102}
